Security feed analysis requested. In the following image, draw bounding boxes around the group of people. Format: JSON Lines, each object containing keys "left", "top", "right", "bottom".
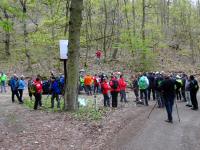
{"left": 132, "top": 71, "right": 199, "bottom": 123}
{"left": 8, "top": 73, "right": 64, "bottom": 110}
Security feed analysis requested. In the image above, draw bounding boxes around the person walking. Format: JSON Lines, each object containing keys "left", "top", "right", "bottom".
{"left": 189, "top": 75, "right": 199, "bottom": 110}
{"left": 138, "top": 73, "right": 149, "bottom": 106}
{"left": 33, "top": 78, "right": 43, "bottom": 110}
{"left": 101, "top": 77, "right": 110, "bottom": 107}
{"left": 154, "top": 72, "right": 164, "bottom": 108}
{"left": 18, "top": 75, "right": 26, "bottom": 103}
{"left": 0, "top": 72, "right": 7, "bottom": 93}
{"left": 159, "top": 75, "right": 176, "bottom": 123}
{"left": 50, "top": 77, "right": 61, "bottom": 109}
{"left": 110, "top": 75, "right": 120, "bottom": 108}
{"left": 119, "top": 74, "right": 127, "bottom": 103}
{"left": 9, "top": 74, "right": 22, "bottom": 103}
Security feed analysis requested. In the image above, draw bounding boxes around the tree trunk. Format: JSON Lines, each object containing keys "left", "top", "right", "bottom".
{"left": 20, "top": 0, "right": 31, "bottom": 70}
{"left": 64, "top": 0, "right": 83, "bottom": 111}
{"left": 3, "top": 10, "right": 11, "bottom": 56}
{"left": 64, "top": 0, "right": 70, "bottom": 36}
{"left": 142, "top": 0, "right": 146, "bottom": 42}
{"left": 103, "top": 0, "right": 108, "bottom": 61}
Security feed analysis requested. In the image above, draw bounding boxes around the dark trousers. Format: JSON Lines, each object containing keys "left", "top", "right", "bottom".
{"left": 133, "top": 88, "right": 139, "bottom": 101}
{"left": 140, "top": 89, "right": 148, "bottom": 106}
{"left": 181, "top": 89, "right": 186, "bottom": 101}
{"left": 18, "top": 89, "right": 24, "bottom": 102}
{"left": 176, "top": 90, "right": 182, "bottom": 100}
{"left": 103, "top": 94, "right": 110, "bottom": 107}
{"left": 190, "top": 91, "right": 198, "bottom": 109}
{"left": 94, "top": 85, "right": 99, "bottom": 94}
{"left": 164, "top": 95, "right": 175, "bottom": 121}
{"left": 120, "top": 90, "right": 127, "bottom": 102}
{"left": 51, "top": 93, "right": 60, "bottom": 108}
{"left": 85, "top": 85, "right": 92, "bottom": 95}
{"left": 156, "top": 91, "right": 164, "bottom": 108}
{"left": 11, "top": 90, "right": 21, "bottom": 103}
{"left": 111, "top": 91, "right": 118, "bottom": 107}
{"left": 34, "top": 93, "right": 42, "bottom": 110}
{"left": 148, "top": 87, "right": 155, "bottom": 100}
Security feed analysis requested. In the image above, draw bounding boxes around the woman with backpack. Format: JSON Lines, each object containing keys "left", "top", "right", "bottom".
{"left": 109, "top": 75, "right": 120, "bottom": 108}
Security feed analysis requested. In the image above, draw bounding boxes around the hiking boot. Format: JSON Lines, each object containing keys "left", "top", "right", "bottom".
{"left": 191, "top": 107, "right": 198, "bottom": 110}
{"left": 165, "top": 120, "right": 173, "bottom": 123}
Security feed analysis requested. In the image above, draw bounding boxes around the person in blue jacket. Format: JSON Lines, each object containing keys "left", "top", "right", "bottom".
{"left": 50, "top": 77, "right": 61, "bottom": 109}
{"left": 9, "top": 74, "right": 22, "bottom": 103}
{"left": 18, "top": 75, "right": 26, "bottom": 103}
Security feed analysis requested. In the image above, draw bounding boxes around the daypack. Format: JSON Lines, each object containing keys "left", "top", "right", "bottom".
{"left": 29, "top": 82, "right": 36, "bottom": 94}
{"left": 139, "top": 77, "right": 148, "bottom": 89}
{"left": 111, "top": 79, "right": 119, "bottom": 89}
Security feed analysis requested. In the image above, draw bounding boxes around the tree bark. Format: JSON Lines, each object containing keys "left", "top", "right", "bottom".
{"left": 64, "top": 0, "right": 83, "bottom": 111}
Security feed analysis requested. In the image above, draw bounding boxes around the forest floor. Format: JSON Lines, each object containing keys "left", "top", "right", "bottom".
{"left": 0, "top": 88, "right": 152, "bottom": 150}
{"left": 1, "top": 88, "right": 200, "bottom": 150}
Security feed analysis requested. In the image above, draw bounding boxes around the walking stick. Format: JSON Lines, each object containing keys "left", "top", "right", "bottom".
{"left": 147, "top": 101, "right": 157, "bottom": 119}
{"left": 175, "top": 99, "right": 181, "bottom": 122}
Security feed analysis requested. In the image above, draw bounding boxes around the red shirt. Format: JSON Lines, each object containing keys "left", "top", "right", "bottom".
{"left": 118, "top": 78, "right": 127, "bottom": 91}
{"left": 101, "top": 81, "right": 110, "bottom": 94}
{"left": 96, "top": 50, "right": 102, "bottom": 58}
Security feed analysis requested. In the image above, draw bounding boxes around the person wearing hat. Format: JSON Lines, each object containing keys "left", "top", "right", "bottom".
{"left": 18, "top": 75, "right": 26, "bottom": 103}
{"left": 189, "top": 75, "right": 199, "bottom": 110}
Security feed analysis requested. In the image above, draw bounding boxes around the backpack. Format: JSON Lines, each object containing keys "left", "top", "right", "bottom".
{"left": 29, "top": 82, "right": 36, "bottom": 94}
{"left": 111, "top": 80, "right": 119, "bottom": 89}
{"left": 139, "top": 77, "right": 148, "bottom": 89}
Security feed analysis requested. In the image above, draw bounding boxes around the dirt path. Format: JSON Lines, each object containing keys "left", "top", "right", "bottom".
{"left": 108, "top": 93, "right": 200, "bottom": 150}
{"left": 0, "top": 89, "right": 151, "bottom": 150}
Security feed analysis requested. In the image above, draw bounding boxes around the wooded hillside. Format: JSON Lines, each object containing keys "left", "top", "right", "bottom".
{"left": 0, "top": 0, "right": 200, "bottom": 74}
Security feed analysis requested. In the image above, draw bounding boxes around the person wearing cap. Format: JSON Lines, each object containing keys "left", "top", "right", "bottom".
{"left": 18, "top": 75, "right": 26, "bottom": 103}
{"left": 101, "top": 77, "right": 110, "bottom": 107}
{"left": 189, "top": 75, "right": 199, "bottom": 110}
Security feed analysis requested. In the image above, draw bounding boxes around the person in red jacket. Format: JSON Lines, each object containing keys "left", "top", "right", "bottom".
{"left": 109, "top": 75, "right": 120, "bottom": 107}
{"left": 119, "top": 74, "right": 127, "bottom": 103}
{"left": 95, "top": 50, "right": 102, "bottom": 65}
{"left": 101, "top": 78, "right": 110, "bottom": 107}
{"left": 34, "top": 78, "right": 43, "bottom": 110}
{"left": 93, "top": 74, "right": 100, "bottom": 94}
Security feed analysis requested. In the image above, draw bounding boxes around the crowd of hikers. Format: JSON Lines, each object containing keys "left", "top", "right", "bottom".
{"left": 80, "top": 71, "right": 199, "bottom": 123}
{"left": 1, "top": 69, "right": 199, "bottom": 123}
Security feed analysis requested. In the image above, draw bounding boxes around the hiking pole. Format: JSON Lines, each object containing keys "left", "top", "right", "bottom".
{"left": 147, "top": 101, "right": 157, "bottom": 119}
{"left": 175, "top": 99, "right": 181, "bottom": 122}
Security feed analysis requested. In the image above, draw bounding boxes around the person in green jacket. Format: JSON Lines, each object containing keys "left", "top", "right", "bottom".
{"left": 1, "top": 72, "right": 7, "bottom": 93}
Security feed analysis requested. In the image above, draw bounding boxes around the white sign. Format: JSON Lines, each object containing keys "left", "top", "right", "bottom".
{"left": 59, "top": 40, "right": 68, "bottom": 59}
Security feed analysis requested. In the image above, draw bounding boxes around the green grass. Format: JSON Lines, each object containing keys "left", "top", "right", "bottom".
{"left": 23, "top": 95, "right": 108, "bottom": 121}
{"left": 23, "top": 95, "right": 64, "bottom": 112}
